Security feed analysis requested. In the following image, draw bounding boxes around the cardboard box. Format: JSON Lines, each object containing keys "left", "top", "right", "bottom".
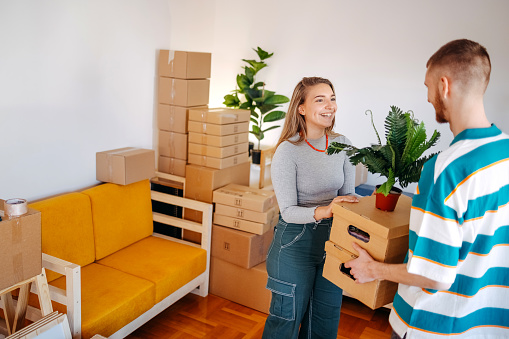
{"left": 184, "top": 162, "right": 251, "bottom": 226}
{"left": 158, "top": 156, "right": 186, "bottom": 177}
{"left": 210, "top": 257, "right": 271, "bottom": 314}
{"left": 330, "top": 195, "right": 411, "bottom": 263}
{"left": 158, "top": 131, "right": 188, "bottom": 160}
{"left": 211, "top": 224, "right": 273, "bottom": 269}
{"left": 214, "top": 204, "right": 279, "bottom": 224}
{"left": 323, "top": 241, "right": 398, "bottom": 309}
{"left": 158, "top": 77, "right": 210, "bottom": 106}
{"left": 188, "top": 153, "right": 249, "bottom": 170}
{"left": 188, "top": 132, "right": 249, "bottom": 147}
{"left": 188, "top": 121, "right": 249, "bottom": 136}
{"left": 158, "top": 50, "right": 211, "bottom": 79}
{"left": 213, "top": 184, "right": 277, "bottom": 212}
{"left": 213, "top": 213, "right": 276, "bottom": 235}
{"left": 96, "top": 147, "right": 155, "bottom": 185}
{"left": 188, "top": 107, "right": 251, "bottom": 125}
{"left": 158, "top": 104, "right": 207, "bottom": 133}
{"left": 188, "top": 142, "right": 249, "bottom": 159}
{"left": 0, "top": 203, "right": 42, "bottom": 290}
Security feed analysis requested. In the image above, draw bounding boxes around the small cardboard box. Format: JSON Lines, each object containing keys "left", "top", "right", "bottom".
{"left": 211, "top": 224, "right": 273, "bottom": 269}
{"left": 158, "top": 156, "right": 186, "bottom": 177}
{"left": 213, "top": 184, "right": 277, "bottom": 212}
{"left": 214, "top": 204, "right": 279, "bottom": 224}
{"left": 323, "top": 241, "right": 398, "bottom": 309}
{"left": 188, "top": 121, "right": 249, "bottom": 136}
{"left": 188, "top": 132, "right": 249, "bottom": 147}
{"left": 188, "top": 142, "right": 249, "bottom": 159}
{"left": 213, "top": 213, "right": 276, "bottom": 235}
{"left": 158, "top": 77, "right": 210, "bottom": 107}
{"left": 188, "top": 107, "right": 251, "bottom": 125}
{"left": 158, "top": 50, "right": 211, "bottom": 79}
{"left": 330, "top": 195, "right": 411, "bottom": 263}
{"left": 158, "top": 104, "right": 207, "bottom": 133}
{"left": 158, "top": 131, "right": 188, "bottom": 160}
{"left": 210, "top": 257, "right": 271, "bottom": 314}
{"left": 0, "top": 203, "right": 42, "bottom": 291}
{"left": 188, "top": 153, "right": 249, "bottom": 170}
{"left": 96, "top": 147, "right": 155, "bottom": 185}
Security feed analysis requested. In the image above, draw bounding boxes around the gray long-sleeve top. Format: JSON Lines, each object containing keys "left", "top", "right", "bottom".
{"left": 271, "top": 133, "right": 356, "bottom": 224}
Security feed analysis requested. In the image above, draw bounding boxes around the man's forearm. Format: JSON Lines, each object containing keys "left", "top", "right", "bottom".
{"left": 369, "top": 262, "right": 451, "bottom": 290}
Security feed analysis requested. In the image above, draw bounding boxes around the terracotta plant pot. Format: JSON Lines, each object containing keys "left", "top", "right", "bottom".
{"left": 375, "top": 185, "right": 402, "bottom": 211}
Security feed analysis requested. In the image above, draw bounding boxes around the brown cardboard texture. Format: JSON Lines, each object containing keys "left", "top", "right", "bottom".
{"left": 214, "top": 204, "right": 279, "bottom": 224}
{"left": 188, "top": 142, "right": 249, "bottom": 159}
{"left": 188, "top": 121, "right": 249, "bottom": 136}
{"left": 211, "top": 224, "right": 273, "bottom": 269}
{"left": 213, "top": 213, "right": 276, "bottom": 235}
{"left": 158, "top": 156, "right": 186, "bottom": 177}
{"left": 158, "top": 50, "right": 211, "bottom": 79}
{"left": 210, "top": 257, "right": 271, "bottom": 313}
{"left": 323, "top": 241, "right": 398, "bottom": 309}
{"left": 188, "top": 107, "right": 251, "bottom": 124}
{"left": 96, "top": 147, "right": 155, "bottom": 185}
{"left": 158, "top": 77, "right": 210, "bottom": 106}
{"left": 183, "top": 162, "right": 251, "bottom": 226}
{"left": 330, "top": 195, "right": 411, "bottom": 263}
{"left": 0, "top": 203, "right": 42, "bottom": 290}
{"left": 188, "top": 153, "right": 249, "bottom": 170}
{"left": 213, "top": 184, "right": 277, "bottom": 212}
{"left": 158, "top": 104, "right": 208, "bottom": 133}
{"left": 158, "top": 131, "right": 188, "bottom": 160}
{"left": 188, "top": 132, "right": 249, "bottom": 147}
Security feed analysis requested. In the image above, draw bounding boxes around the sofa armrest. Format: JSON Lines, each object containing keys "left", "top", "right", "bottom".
{"left": 37, "top": 253, "right": 81, "bottom": 339}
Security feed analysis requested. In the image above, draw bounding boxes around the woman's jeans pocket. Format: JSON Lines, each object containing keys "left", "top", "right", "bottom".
{"left": 266, "top": 277, "right": 296, "bottom": 321}
{"left": 278, "top": 221, "right": 306, "bottom": 248}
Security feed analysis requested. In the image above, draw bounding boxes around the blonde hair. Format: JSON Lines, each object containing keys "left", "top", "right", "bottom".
{"left": 276, "top": 77, "right": 340, "bottom": 149}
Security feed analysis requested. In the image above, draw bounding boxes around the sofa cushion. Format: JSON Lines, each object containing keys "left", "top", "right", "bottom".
{"left": 48, "top": 263, "right": 155, "bottom": 339}
{"left": 97, "top": 236, "right": 207, "bottom": 303}
{"left": 29, "top": 192, "right": 95, "bottom": 282}
{"left": 81, "top": 180, "right": 153, "bottom": 260}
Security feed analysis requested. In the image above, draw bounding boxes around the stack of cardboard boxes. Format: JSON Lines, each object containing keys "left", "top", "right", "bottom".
{"left": 209, "top": 184, "right": 279, "bottom": 313}
{"left": 157, "top": 50, "right": 211, "bottom": 177}
{"left": 323, "top": 194, "right": 412, "bottom": 309}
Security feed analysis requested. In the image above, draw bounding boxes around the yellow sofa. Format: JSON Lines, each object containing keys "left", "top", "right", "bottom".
{"left": 28, "top": 179, "right": 213, "bottom": 339}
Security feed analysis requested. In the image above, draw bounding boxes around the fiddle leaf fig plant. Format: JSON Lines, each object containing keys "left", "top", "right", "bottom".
{"left": 326, "top": 106, "right": 441, "bottom": 196}
{"left": 223, "top": 47, "right": 290, "bottom": 150}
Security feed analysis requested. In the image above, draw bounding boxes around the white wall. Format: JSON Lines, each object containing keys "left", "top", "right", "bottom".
{"left": 169, "top": 0, "right": 509, "bottom": 192}
{"left": 1, "top": 0, "right": 172, "bottom": 201}
{"left": 2, "top": 1, "right": 508, "bottom": 201}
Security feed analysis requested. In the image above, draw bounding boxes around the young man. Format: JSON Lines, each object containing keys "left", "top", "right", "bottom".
{"left": 345, "top": 39, "right": 509, "bottom": 338}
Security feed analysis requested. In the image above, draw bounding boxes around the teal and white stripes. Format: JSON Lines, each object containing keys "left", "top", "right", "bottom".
{"left": 390, "top": 125, "right": 509, "bottom": 338}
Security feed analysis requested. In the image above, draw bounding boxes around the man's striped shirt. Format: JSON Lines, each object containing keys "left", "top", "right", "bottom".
{"left": 390, "top": 124, "right": 509, "bottom": 338}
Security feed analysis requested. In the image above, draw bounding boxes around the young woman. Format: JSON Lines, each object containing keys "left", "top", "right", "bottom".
{"left": 262, "top": 77, "right": 359, "bottom": 339}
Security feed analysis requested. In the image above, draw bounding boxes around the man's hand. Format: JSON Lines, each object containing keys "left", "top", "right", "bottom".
{"left": 344, "top": 242, "right": 378, "bottom": 284}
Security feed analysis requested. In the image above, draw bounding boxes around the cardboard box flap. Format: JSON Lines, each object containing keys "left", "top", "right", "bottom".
{"left": 213, "top": 184, "right": 276, "bottom": 212}
{"left": 332, "top": 195, "right": 411, "bottom": 239}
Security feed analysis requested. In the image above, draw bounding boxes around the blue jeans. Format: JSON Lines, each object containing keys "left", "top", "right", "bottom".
{"left": 262, "top": 217, "right": 343, "bottom": 339}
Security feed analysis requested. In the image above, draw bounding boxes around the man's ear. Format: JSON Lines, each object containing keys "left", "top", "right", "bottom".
{"left": 440, "top": 76, "right": 450, "bottom": 99}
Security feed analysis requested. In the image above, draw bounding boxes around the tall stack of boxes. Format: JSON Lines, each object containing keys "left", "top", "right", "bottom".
{"left": 157, "top": 50, "right": 211, "bottom": 177}
{"left": 209, "top": 184, "right": 278, "bottom": 313}
{"left": 323, "top": 194, "right": 412, "bottom": 309}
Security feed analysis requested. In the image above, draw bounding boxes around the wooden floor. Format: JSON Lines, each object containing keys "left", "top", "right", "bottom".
{"left": 127, "top": 294, "right": 393, "bottom": 339}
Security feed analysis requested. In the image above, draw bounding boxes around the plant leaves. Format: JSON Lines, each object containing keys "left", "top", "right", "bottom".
{"left": 263, "top": 110, "right": 286, "bottom": 122}
{"left": 236, "top": 74, "right": 252, "bottom": 90}
{"left": 223, "top": 94, "right": 240, "bottom": 107}
{"left": 262, "top": 125, "right": 280, "bottom": 133}
{"left": 242, "top": 59, "right": 267, "bottom": 73}
{"left": 264, "top": 94, "right": 290, "bottom": 105}
{"left": 254, "top": 47, "right": 273, "bottom": 60}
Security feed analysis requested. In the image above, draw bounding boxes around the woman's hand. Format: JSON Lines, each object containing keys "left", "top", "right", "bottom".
{"left": 314, "top": 195, "right": 359, "bottom": 220}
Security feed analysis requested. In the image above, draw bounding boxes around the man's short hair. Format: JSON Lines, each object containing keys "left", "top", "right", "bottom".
{"left": 427, "top": 39, "right": 491, "bottom": 93}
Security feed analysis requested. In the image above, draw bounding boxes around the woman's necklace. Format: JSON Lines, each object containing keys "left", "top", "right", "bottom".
{"left": 305, "top": 134, "right": 328, "bottom": 152}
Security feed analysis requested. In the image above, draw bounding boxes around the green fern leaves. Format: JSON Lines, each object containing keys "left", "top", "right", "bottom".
{"left": 326, "top": 106, "right": 441, "bottom": 196}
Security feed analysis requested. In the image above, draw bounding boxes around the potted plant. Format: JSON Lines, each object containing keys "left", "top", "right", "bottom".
{"left": 223, "top": 47, "right": 290, "bottom": 164}
{"left": 326, "top": 106, "right": 441, "bottom": 211}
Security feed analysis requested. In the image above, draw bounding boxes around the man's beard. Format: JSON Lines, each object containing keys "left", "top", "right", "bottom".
{"left": 434, "top": 88, "right": 448, "bottom": 123}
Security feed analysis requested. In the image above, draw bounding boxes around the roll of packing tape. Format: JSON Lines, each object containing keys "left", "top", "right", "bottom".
{"left": 5, "top": 198, "right": 28, "bottom": 217}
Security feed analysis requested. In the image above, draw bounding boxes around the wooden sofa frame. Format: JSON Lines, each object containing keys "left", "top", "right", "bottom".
{"left": 22, "top": 172, "right": 213, "bottom": 339}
